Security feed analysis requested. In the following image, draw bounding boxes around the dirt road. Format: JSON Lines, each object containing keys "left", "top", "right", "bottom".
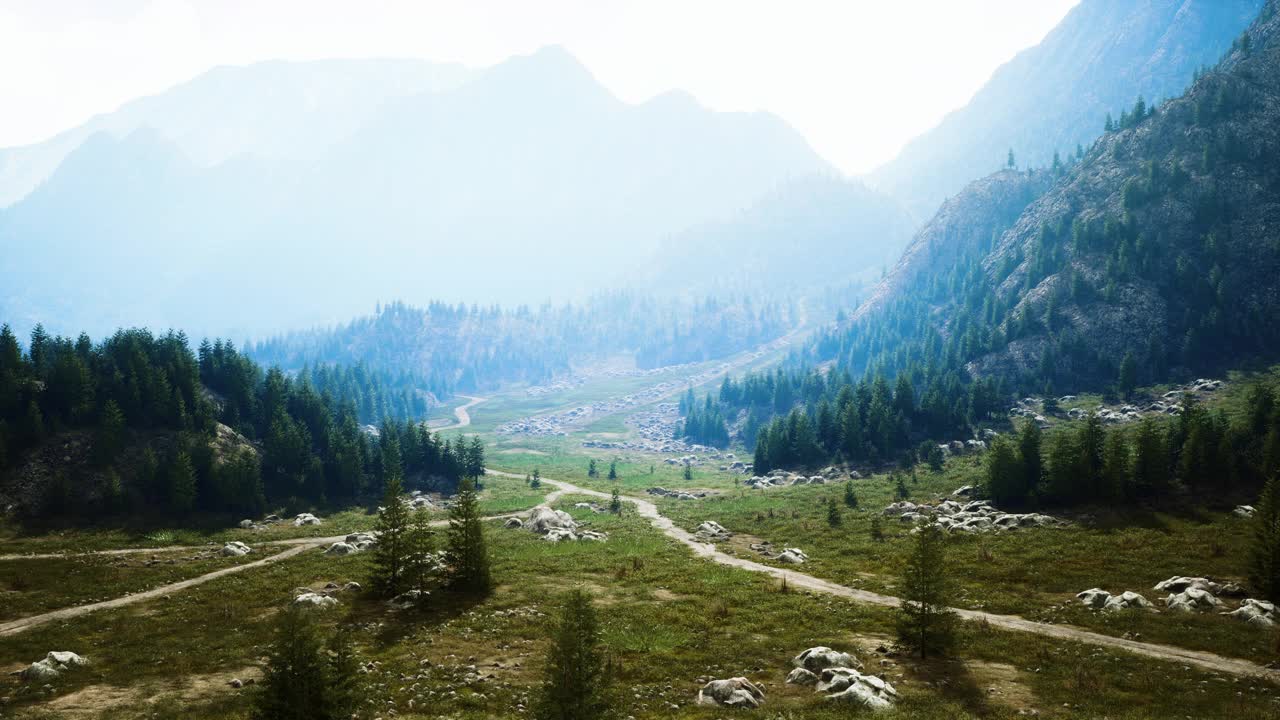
{"left": 484, "top": 470, "right": 1280, "bottom": 683}
{"left": 431, "top": 395, "right": 486, "bottom": 430}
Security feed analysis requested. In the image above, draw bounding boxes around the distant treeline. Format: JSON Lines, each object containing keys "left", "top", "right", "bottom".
{"left": 0, "top": 324, "right": 480, "bottom": 522}
{"left": 249, "top": 293, "right": 793, "bottom": 398}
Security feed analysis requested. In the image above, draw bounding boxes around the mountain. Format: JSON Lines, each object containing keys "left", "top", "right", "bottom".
{"left": 0, "top": 58, "right": 476, "bottom": 208}
{"left": 0, "top": 47, "right": 832, "bottom": 339}
{"left": 642, "top": 174, "right": 915, "bottom": 293}
{"left": 870, "top": 0, "right": 1265, "bottom": 220}
{"left": 831, "top": 0, "right": 1280, "bottom": 394}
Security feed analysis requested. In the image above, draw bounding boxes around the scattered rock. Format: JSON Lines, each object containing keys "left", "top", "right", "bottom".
{"left": 793, "top": 646, "right": 861, "bottom": 672}
{"left": 220, "top": 541, "right": 252, "bottom": 557}
{"left": 819, "top": 668, "right": 899, "bottom": 709}
{"left": 387, "top": 589, "right": 429, "bottom": 610}
{"left": 19, "top": 652, "right": 87, "bottom": 683}
{"left": 786, "top": 667, "right": 819, "bottom": 686}
{"left": 294, "top": 513, "right": 323, "bottom": 527}
{"left": 695, "top": 521, "right": 731, "bottom": 539}
{"left": 324, "top": 542, "right": 359, "bottom": 556}
{"left": 775, "top": 548, "right": 808, "bottom": 564}
{"left": 696, "top": 677, "right": 765, "bottom": 708}
{"left": 1154, "top": 576, "right": 1222, "bottom": 595}
{"left": 504, "top": 517, "right": 524, "bottom": 529}
{"left": 1165, "top": 587, "right": 1219, "bottom": 612}
{"left": 1234, "top": 505, "right": 1256, "bottom": 519}
{"left": 1225, "top": 598, "right": 1278, "bottom": 627}
{"left": 292, "top": 592, "right": 339, "bottom": 610}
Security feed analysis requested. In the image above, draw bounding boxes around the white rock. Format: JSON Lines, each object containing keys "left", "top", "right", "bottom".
{"left": 818, "top": 668, "right": 898, "bottom": 710}
{"left": 1154, "top": 576, "right": 1222, "bottom": 595}
{"left": 1076, "top": 588, "right": 1112, "bottom": 609}
{"left": 294, "top": 513, "right": 323, "bottom": 527}
{"left": 526, "top": 506, "right": 577, "bottom": 534}
{"left": 20, "top": 651, "right": 88, "bottom": 682}
{"left": 221, "top": 541, "right": 252, "bottom": 557}
{"left": 1234, "top": 505, "right": 1256, "bottom": 518}
{"left": 793, "top": 646, "right": 861, "bottom": 672}
{"left": 786, "top": 667, "right": 819, "bottom": 685}
{"left": 696, "top": 677, "right": 765, "bottom": 708}
{"left": 775, "top": 548, "right": 808, "bottom": 564}
{"left": 1225, "top": 598, "right": 1278, "bottom": 627}
{"left": 1102, "top": 591, "right": 1154, "bottom": 612}
{"left": 293, "top": 592, "right": 339, "bottom": 610}
{"left": 1165, "top": 587, "right": 1219, "bottom": 612}
{"left": 324, "top": 542, "right": 359, "bottom": 556}
{"left": 695, "top": 520, "right": 730, "bottom": 538}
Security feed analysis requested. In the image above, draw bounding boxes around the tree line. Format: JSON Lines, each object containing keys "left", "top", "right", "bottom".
{"left": 0, "top": 323, "right": 480, "bottom": 522}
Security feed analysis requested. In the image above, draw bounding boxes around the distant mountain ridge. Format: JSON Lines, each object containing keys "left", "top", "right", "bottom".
{"left": 0, "top": 47, "right": 835, "bottom": 338}
{"left": 871, "top": 0, "right": 1265, "bottom": 220}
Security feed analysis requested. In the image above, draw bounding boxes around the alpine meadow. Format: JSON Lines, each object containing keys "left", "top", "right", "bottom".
{"left": 7, "top": 1, "right": 1280, "bottom": 718}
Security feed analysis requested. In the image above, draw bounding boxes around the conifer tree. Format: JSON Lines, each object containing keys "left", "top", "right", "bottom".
{"left": 534, "top": 589, "right": 610, "bottom": 720}
{"left": 607, "top": 461, "right": 617, "bottom": 481}
{"left": 251, "top": 610, "right": 333, "bottom": 720}
{"left": 371, "top": 474, "right": 411, "bottom": 598}
{"left": 609, "top": 487, "right": 621, "bottom": 515}
{"left": 94, "top": 400, "right": 126, "bottom": 468}
{"left": 894, "top": 472, "right": 909, "bottom": 500}
{"left": 843, "top": 481, "right": 858, "bottom": 508}
{"left": 895, "top": 521, "right": 956, "bottom": 658}
{"left": 532, "top": 468, "right": 542, "bottom": 490}
{"left": 870, "top": 515, "right": 885, "bottom": 542}
{"left": 167, "top": 450, "right": 197, "bottom": 513}
{"left": 446, "top": 477, "right": 491, "bottom": 594}
{"left": 1132, "top": 417, "right": 1170, "bottom": 496}
{"left": 827, "top": 497, "right": 842, "bottom": 527}
{"left": 587, "top": 459, "right": 598, "bottom": 478}
{"left": 1017, "top": 420, "right": 1043, "bottom": 499}
{"left": 404, "top": 506, "right": 437, "bottom": 605}
{"left": 682, "top": 464, "right": 693, "bottom": 481}
{"left": 1250, "top": 477, "right": 1280, "bottom": 602}
{"left": 985, "top": 436, "right": 1024, "bottom": 507}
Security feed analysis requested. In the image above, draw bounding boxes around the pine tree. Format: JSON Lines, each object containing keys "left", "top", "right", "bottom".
{"left": 251, "top": 610, "right": 333, "bottom": 720}
{"left": 534, "top": 589, "right": 611, "bottom": 720}
{"left": 94, "top": 400, "right": 126, "bottom": 468}
{"left": 843, "top": 481, "right": 858, "bottom": 509}
{"left": 827, "top": 497, "right": 842, "bottom": 527}
{"left": 1118, "top": 352, "right": 1138, "bottom": 399}
{"left": 609, "top": 487, "right": 621, "bottom": 514}
{"left": 1132, "top": 417, "right": 1170, "bottom": 496}
{"left": 1250, "top": 477, "right": 1280, "bottom": 602}
{"left": 682, "top": 464, "right": 693, "bottom": 481}
{"left": 985, "top": 436, "right": 1025, "bottom": 507}
{"left": 895, "top": 521, "right": 957, "bottom": 659}
{"left": 446, "top": 477, "right": 491, "bottom": 594}
{"left": 587, "top": 459, "right": 598, "bottom": 478}
{"left": 404, "top": 506, "right": 437, "bottom": 605}
{"left": 870, "top": 515, "right": 885, "bottom": 542}
{"left": 324, "top": 628, "right": 366, "bottom": 720}
{"left": 532, "top": 468, "right": 542, "bottom": 489}
{"left": 1006, "top": 148, "right": 1016, "bottom": 169}
{"left": 1102, "top": 430, "right": 1132, "bottom": 500}
{"left": 371, "top": 474, "right": 412, "bottom": 598}
{"left": 1017, "top": 420, "right": 1043, "bottom": 499}
{"left": 607, "top": 461, "right": 618, "bottom": 481}
{"left": 167, "top": 450, "right": 197, "bottom": 513}
{"left": 894, "top": 472, "right": 909, "bottom": 500}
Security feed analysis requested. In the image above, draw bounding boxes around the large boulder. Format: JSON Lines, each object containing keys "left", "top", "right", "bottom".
{"left": 793, "top": 646, "right": 861, "bottom": 672}
{"left": 695, "top": 521, "right": 730, "bottom": 539}
{"left": 20, "top": 651, "right": 88, "bottom": 682}
{"left": 221, "top": 541, "right": 252, "bottom": 557}
{"left": 696, "top": 677, "right": 765, "bottom": 708}
{"left": 527, "top": 506, "right": 577, "bottom": 534}
{"left": 387, "top": 589, "right": 428, "bottom": 610}
{"left": 1234, "top": 505, "right": 1256, "bottom": 518}
{"left": 324, "top": 542, "right": 359, "bottom": 556}
{"left": 504, "top": 517, "right": 524, "bottom": 529}
{"left": 785, "top": 667, "right": 819, "bottom": 685}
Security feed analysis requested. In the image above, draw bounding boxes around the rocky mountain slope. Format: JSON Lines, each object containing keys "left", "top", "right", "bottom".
{"left": 871, "top": 0, "right": 1264, "bottom": 220}
{"left": 842, "top": 0, "right": 1280, "bottom": 393}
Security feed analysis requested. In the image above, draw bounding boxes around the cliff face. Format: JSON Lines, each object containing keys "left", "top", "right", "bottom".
{"left": 871, "top": 0, "right": 1265, "bottom": 221}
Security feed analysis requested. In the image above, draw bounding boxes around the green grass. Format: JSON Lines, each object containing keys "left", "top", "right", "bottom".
{"left": 4, "top": 496, "right": 1280, "bottom": 719}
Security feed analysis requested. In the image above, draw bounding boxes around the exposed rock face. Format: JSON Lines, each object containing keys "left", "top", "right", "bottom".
{"left": 1078, "top": 588, "right": 1156, "bottom": 612}
{"left": 520, "top": 505, "right": 608, "bottom": 542}
{"left": 20, "top": 651, "right": 88, "bottom": 682}
{"left": 696, "top": 677, "right": 765, "bottom": 708}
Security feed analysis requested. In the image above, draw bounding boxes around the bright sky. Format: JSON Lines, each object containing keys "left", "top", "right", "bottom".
{"left": 0, "top": 0, "right": 1079, "bottom": 175}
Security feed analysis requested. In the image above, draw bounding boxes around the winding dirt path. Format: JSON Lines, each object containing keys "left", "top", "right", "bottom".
{"left": 484, "top": 470, "right": 1280, "bottom": 683}
{"left": 0, "top": 488, "right": 565, "bottom": 638}
{"left": 431, "top": 395, "right": 486, "bottom": 431}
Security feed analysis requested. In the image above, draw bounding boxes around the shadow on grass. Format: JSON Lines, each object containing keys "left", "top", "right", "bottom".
{"left": 346, "top": 586, "right": 492, "bottom": 649}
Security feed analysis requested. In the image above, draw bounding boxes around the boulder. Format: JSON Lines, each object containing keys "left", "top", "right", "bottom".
{"left": 543, "top": 527, "right": 579, "bottom": 542}
{"left": 793, "top": 646, "right": 861, "bottom": 672}
{"left": 577, "top": 530, "right": 608, "bottom": 541}
{"left": 775, "top": 548, "right": 808, "bottom": 564}
{"left": 20, "top": 651, "right": 87, "bottom": 682}
{"left": 293, "top": 592, "right": 339, "bottom": 610}
{"left": 387, "top": 589, "right": 428, "bottom": 610}
{"left": 1165, "top": 587, "right": 1219, "bottom": 612}
{"left": 1225, "top": 598, "right": 1278, "bottom": 627}
{"left": 818, "top": 668, "right": 899, "bottom": 710}
{"left": 1076, "top": 588, "right": 1112, "bottom": 609}
{"left": 527, "top": 506, "right": 577, "bottom": 534}
{"left": 294, "top": 513, "right": 323, "bottom": 527}
{"left": 504, "top": 517, "right": 524, "bottom": 529}
{"left": 238, "top": 519, "right": 254, "bottom": 529}
{"left": 785, "top": 667, "right": 819, "bottom": 685}
{"left": 346, "top": 532, "right": 377, "bottom": 550}
{"left": 695, "top": 520, "right": 731, "bottom": 539}
{"left": 221, "top": 541, "right": 252, "bottom": 557}
{"left": 696, "top": 677, "right": 765, "bottom": 708}
{"left": 1234, "top": 505, "right": 1256, "bottom": 519}
{"left": 1102, "top": 591, "right": 1154, "bottom": 612}
{"left": 324, "top": 542, "right": 359, "bottom": 556}
{"left": 1154, "top": 576, "right": 1222, "bottom": 595}
{"left": 952, "top": 485, "right": 975, "bottom": 498}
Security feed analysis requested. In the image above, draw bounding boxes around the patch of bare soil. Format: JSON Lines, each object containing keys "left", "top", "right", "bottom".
{"left": 41, "top": 667, "right": 262, "bottom": 719}
{"left": 966, "top": 660, "right": 1036, "bottom": 711}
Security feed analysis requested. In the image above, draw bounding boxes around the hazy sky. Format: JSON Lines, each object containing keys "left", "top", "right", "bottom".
{"left": 0, "top": 0, "right": 1079, "bottom": 175}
